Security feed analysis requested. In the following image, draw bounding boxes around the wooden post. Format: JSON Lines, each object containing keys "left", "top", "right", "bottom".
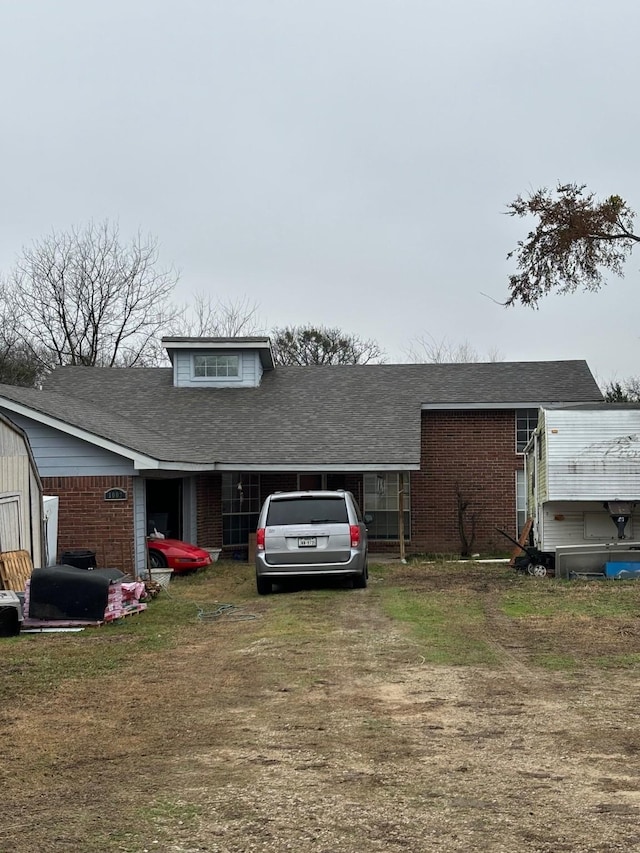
{"left": 398, "top": 473, "right": 406, "bottom": 563}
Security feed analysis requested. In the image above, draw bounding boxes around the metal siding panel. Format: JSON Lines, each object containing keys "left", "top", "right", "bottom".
{"left": 0, "top": 422, "right": 26, "bottom": 456}
{"left": 538, "top": 411, "right": 548, "bottom": 502}
{"left": 539, "top": 501, "right": 638, "bottom": 550}
{"left": 0, "top": 458, "right": 29, "bottom": 552}
{"left": 0, "top": 495, "right": 22, "bottom": 551}
{"left": 0, "top": 419, "right": 44, "bottom": 565}
{"left": 543, "top": 409, "right": 640, "bottom": 501}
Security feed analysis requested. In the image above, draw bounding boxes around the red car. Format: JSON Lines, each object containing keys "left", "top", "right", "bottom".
{"left": 147, "top": 538, "right": 212, "bottom": 573}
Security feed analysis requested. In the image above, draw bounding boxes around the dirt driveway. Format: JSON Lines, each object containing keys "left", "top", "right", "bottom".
{"left": 2, "top": 561, "right": 640, "bottom": 852}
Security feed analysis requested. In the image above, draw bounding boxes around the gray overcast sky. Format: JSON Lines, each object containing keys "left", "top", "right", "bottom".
{"left": 1, "top": 0, "right": 639, "bottom": 382}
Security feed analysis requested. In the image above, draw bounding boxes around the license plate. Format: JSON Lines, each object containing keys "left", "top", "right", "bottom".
{"left": 298, "top": 537, "right": 317, "bottom": 548}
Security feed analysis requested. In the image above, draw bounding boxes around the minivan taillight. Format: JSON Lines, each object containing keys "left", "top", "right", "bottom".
{"left": 350, "top": 525, "right": 360, "bottom": 548}
{"left": 256, "top": 528, "right": 265, "bottom": 550}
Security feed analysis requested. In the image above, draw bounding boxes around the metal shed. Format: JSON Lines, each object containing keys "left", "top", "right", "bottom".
{"left": 0, "top": 411, "right": 44, "bottom": 569}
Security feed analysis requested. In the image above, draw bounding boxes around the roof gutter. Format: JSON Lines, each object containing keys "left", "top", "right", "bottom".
{"left": 143, "top": 461, "right": 421, "bottom": 473}
{"left": 421, "top": 401, "right": 590, "bottom": 410}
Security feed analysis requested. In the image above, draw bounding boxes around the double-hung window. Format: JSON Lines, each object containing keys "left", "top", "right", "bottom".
{"left": 515, "top": 470, "right": 527, "bottom": 536}
{"left": 193, "top": 354, "right": 240, "bottom": 379}
{"left": 221, "top": 473, "right": 260, "bottom": 546}
{"left": 363, "top": 473, "right": 410, "bottom": 540}
{"left": 516, "top": 408, "right": 538, "bottom": 453}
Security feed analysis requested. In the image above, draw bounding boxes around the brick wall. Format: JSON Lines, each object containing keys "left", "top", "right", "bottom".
{"left": 196, "top": 474, "right": 222, "bottom": 547}
{"left": 412, "top": 410, "right": 523, "bottom": 556}
{"left": 41, "top": 476, "right": 135, "bottom": 572}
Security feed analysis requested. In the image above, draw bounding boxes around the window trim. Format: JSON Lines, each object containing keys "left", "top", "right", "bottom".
{"left": 191, "top": 352, "right": 242, "bottom": 382}
{"left": 362, "top": 472, "right": 410, "bottom": 542}
{"left": 515, "top": 469, "right": 527, "bottom": 536}
{"left": 221, "top": 472, "right": 260, "bottom": 547}
{"left": 516, "top": 408, "right": 538, "bottom": 454}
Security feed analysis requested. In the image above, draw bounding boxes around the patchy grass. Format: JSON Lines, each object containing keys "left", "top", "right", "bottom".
{"left": 375, "top": 584, "right": 498, "bottom": 665}
{"left": 5, "top": 559, "right": 640, "bottom": 707}
{"left": 369, "top": 560, "right": 507, "bottom": 666}
{"left": 501, "top": 578, "right": 640, "bottom": 619}
{"left": 3, "top": 559, "right": 640, "bottom": 852}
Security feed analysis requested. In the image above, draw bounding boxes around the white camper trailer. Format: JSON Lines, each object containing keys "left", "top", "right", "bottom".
{"left": 525, "top": 404, "right": 640, "bottom": 577}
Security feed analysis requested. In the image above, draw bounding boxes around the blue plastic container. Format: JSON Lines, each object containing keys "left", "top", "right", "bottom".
{"left": 604, "top": 562, "right": 640, "bottom": 578}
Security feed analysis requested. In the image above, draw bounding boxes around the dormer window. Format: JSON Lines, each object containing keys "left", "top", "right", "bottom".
{"left": 194, "top": 354, "right": 240, "bottom": 379}
{"left": 162, "top": 336, "right": 274, "bottom": 388}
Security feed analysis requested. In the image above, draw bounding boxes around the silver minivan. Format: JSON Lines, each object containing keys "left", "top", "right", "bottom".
{"left": 254, "top": 490, "right": 368, "bottom": 595}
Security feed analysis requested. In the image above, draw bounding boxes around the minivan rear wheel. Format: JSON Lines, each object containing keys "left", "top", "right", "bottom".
{"left": 256, "top": 575, "right": 272, "bottom": 595}
{"left": 352, "top": 564, "right": 368, "bottom": 589}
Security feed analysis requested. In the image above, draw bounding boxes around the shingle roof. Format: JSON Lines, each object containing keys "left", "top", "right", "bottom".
{"left": 0, "top": 360, "right": 602, "bottom": 469}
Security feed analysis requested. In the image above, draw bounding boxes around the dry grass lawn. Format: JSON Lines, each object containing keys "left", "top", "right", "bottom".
{"left": 1, "top": 559, "right": 640, "bottom": 852}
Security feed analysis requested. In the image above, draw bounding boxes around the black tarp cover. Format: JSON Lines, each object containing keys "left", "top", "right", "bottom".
{"left": 29, "top": 565, "right": 125, "bottom": 621}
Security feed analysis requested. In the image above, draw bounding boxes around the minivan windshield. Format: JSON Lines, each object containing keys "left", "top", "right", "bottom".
{"left": 266, "top": 497, "right": 349, "bottom": 526}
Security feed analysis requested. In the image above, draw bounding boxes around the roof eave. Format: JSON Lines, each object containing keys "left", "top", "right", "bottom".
{"left": 0, "top": 397, "right": 163, "bottom": 471}
{"left": 421, "top": 400, "right": 602, "bottom": 410}
{"left": 162, "top": 336, "right": 275, "bottom": 370}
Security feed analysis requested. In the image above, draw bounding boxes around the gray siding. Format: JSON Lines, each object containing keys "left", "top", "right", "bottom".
{"left": 172, "top": 349, "right": 263, "bottom": 388}
{"left": 0, "top": 410, "right": 135, "bottom": 477}
{"left": 133, "top": 477, "right": 147, "bottom": 577}
{"left": 183, "top": 476, "right": 197, "bottom": 544}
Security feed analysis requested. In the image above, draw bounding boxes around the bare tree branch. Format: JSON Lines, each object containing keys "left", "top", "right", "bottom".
{"left": 174, "top": 294, "right": 264, "bottom": 338}
{"left": 405, "top": 333, "right": 502, "bottom": 364}
{"left": 4, "top": 220, "right": 180, "bottom": 368}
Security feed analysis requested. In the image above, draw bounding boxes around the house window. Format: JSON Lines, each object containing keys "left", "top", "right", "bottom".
{"left": 193, "top": 354, "right": 240, "bottom": 378}
{"left": 363, "top": 473, "right": 410, "bottom": 540}
{"left": 516, "top": 470, "right": 527, "bottom": 535}
{"left": 221, "top": 473, "right": 260, "bottom": 546}
{"left": 516, "top": 409, "right": 538, "bottom": 453}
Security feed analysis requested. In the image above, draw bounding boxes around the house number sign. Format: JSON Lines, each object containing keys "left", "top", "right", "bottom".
{"left": 104, "top": 488, "right": 127, "bottom": 501}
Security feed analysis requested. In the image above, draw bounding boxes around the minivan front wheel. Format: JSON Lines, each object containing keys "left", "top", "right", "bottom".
{"left": 256, "top": 575, "right": 272, "bottom": 595}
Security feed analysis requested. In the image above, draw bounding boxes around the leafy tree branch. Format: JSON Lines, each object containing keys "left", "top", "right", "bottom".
{"left": 505, "top": 183, "right": 639, "bottom": 307}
